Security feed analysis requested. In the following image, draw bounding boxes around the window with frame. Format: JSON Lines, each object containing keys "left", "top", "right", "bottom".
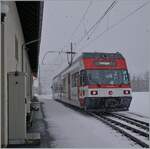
{"left": 80, "top": 70, "right": 88, "bottom": 86}
{"left": 71, "top": 73, "right": 75, "bottom": 87}
{"left": 71, "top": 72, "right": 79, "bottom": 87}
{"left": 62, "top": 78, "right": 66, "bottom": 93}
{"left": 15, "top": 35, "right": 18, "bottom": 61}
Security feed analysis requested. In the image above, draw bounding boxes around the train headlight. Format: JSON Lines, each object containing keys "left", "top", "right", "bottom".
{"left": 91, "top": 90, "right": 98, "bottom": 95}
{"left": 123, "top": 90, "right": 130, "bottom": 95}
{"left": 108, "top": 90, "right": 113, "bottom": 95}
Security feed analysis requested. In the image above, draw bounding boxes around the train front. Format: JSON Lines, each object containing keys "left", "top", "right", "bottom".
{"left": 79, "top": 53, "right": 132, "bottom": 112}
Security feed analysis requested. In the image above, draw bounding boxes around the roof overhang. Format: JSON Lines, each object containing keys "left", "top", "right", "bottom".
{"left": 16, "top": 1, "right": 44, "bottom": 76}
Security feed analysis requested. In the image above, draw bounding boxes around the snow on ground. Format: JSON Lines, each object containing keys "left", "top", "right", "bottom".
{"left": 129, "top": 92, "right": 150, "bottom": 118}
{"left": 38, "top": 95, "right": 140, "bottom": 148}
{"left": 34, "top": 94, "right": 52, "bottom": 100}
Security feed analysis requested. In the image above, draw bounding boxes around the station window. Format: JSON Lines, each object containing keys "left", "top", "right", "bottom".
{"left": 15, "top": 35, "right": 18, "bottom": 61}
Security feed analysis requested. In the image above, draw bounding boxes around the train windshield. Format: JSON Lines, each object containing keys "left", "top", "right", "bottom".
{"left": 86, "top": 70, "right": 129, "bottom": 85}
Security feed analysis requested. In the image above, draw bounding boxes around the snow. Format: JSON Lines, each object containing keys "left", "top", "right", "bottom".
{"left": 35, "top": 92, "right": 149, "bottom": 147}
{"left": 129, "top": 92, "right": 150, "bottom": 118}
{"left": 38, "top": 95, "right": 140, "bottom": 148}
{"left": 106, "top": 116, "right": 148, "bottom": 134}
{"left": 38, "top": 94, "right": 52, "bottom": 100}
{"left": 33, "top": 79, "right": 38, "bottom": 87}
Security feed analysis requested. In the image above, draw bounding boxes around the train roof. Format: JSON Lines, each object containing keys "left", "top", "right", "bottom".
{"left": 81, "top": 52, "right": 124, "bottom": 59}
{"left": 53, "top": 52, "right": 124, "bottom": 80}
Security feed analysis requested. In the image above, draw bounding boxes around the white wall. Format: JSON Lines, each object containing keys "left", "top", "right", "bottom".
{"left": 1, "top": 1, "right": 33, "bottom": 147}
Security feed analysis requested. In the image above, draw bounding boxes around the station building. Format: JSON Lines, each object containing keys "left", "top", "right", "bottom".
{"left": 1, "top": 1, "right": 43, "bottom": 147}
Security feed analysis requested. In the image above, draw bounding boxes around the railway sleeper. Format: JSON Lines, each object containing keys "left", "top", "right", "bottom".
{"left": 101, "top": 115, "right": 149, "bottom": 138}
{"left": 114, "top": 113, "right": 149, "bottom": 127}
{"left": 110, "top": 113, "right": 149, "bottom": 131}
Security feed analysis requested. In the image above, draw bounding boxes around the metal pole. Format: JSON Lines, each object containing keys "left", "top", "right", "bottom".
{"left": 71, "top": 42, "right": 73, "bottom": 65}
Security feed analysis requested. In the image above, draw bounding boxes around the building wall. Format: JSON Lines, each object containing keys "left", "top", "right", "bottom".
{"left": 1, "top": 1, "right": 33, "bottom": 147}
{"left": 1, "top": 11, "right": 4, "bottom": 147}
{"left": 24, "top": 52, "right": 32, "bottom": 113}
{"left": 0, "top": 31, "right": 1, "bottom": 146}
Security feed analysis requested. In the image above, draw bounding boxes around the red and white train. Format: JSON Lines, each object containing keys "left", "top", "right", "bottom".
{"left": 52, "top": 52, "right": 132, "bottom": 112}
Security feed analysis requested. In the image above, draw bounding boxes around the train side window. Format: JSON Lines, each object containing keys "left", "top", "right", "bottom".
{"left": 80, "top": 70, "right": 87, "bottom": 86}
{"left": 72, "top": 72, "right": 79, "bottom": 87}
{"left": 76, "top": 72, "right": 79, "bottom": 87}
{"left": 80, "top": 70, "right": 84, "bottom": 86}
{"left": 63, "top": 77, "right": 67, "bottom": 93}
{"left": 80, "top": 71, "right": 83, "bottom": 86}
{"left": 71, "top": 73, "right": 75, "bottom": 87}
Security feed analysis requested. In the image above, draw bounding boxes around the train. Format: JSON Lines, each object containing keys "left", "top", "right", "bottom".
{"left": 51, "top": 52, "right": 132, "bottom": 112}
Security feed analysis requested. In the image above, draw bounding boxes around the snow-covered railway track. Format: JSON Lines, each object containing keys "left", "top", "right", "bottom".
{"left": 111, "top": 113, "right": 149, "bottom": 128}
{"left": 88, "top": 112, "right": 149, "bottom": 148}
{"left": 109, "top": 113, "right": 149, "bottom": 131}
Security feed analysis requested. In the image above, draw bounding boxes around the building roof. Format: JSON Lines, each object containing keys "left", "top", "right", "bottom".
{"left": 16, "top": 1, "right": 44, "bottom": 76}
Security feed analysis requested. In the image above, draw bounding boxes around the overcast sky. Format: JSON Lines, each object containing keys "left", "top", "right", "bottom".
{"left": 39, "top": 0, "right": 150, "bottom": 81}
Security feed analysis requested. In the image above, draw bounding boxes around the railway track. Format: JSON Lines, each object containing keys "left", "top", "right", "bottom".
{"left": 88, "top": 112, "right": 149, "bottom": 148}
{"left": 110, "top": 112, "right": 149, "bottom": 130}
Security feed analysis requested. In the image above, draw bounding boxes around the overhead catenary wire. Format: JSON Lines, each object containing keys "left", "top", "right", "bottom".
{"left": 86, "top": 0, "right": 118, "bottom": 40}
{"left": 44, "top": 1, "right": 149, "bottom": 68}
{"left": 41, "top": 50, "right": 65, "bottom": 65}
{"left": 78, "top": 0, "right": 150, "bottom": 51}
{"left": 60, "top": 1, "right": 116, "bottom": 64}
{"left": 59, "top": 0, "right": 117, "bottom": 67}
{"left": 40, "top": 2, "right": 94, "bottom": 79}
{"left": 69, "top": 0, "right": 93, "bottom": 41}
{"left": 58, "top": 1, "right": 93, "bottom": 66}
{"left": 75, "top": 0, "right": 118, "bottom": 47}
{"left": 60, "top": 0, "right": 93, "bottom": 53}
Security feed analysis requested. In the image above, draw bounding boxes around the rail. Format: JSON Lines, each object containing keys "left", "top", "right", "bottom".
{"left": 88, "top": 112, "right": 149, "bottom": 148}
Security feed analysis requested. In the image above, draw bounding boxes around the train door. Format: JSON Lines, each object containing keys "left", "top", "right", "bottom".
{"left": 68, "top": 73, "right": 71, "bottom": 100}
{"left": 70, "top": 72, "right": 79, "bottom": 102}
{"left": 78, "top": 70, "right": 87, "bottom": 107}
{"left": 76, "top": 72, "right": 80, "bottom": 100}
